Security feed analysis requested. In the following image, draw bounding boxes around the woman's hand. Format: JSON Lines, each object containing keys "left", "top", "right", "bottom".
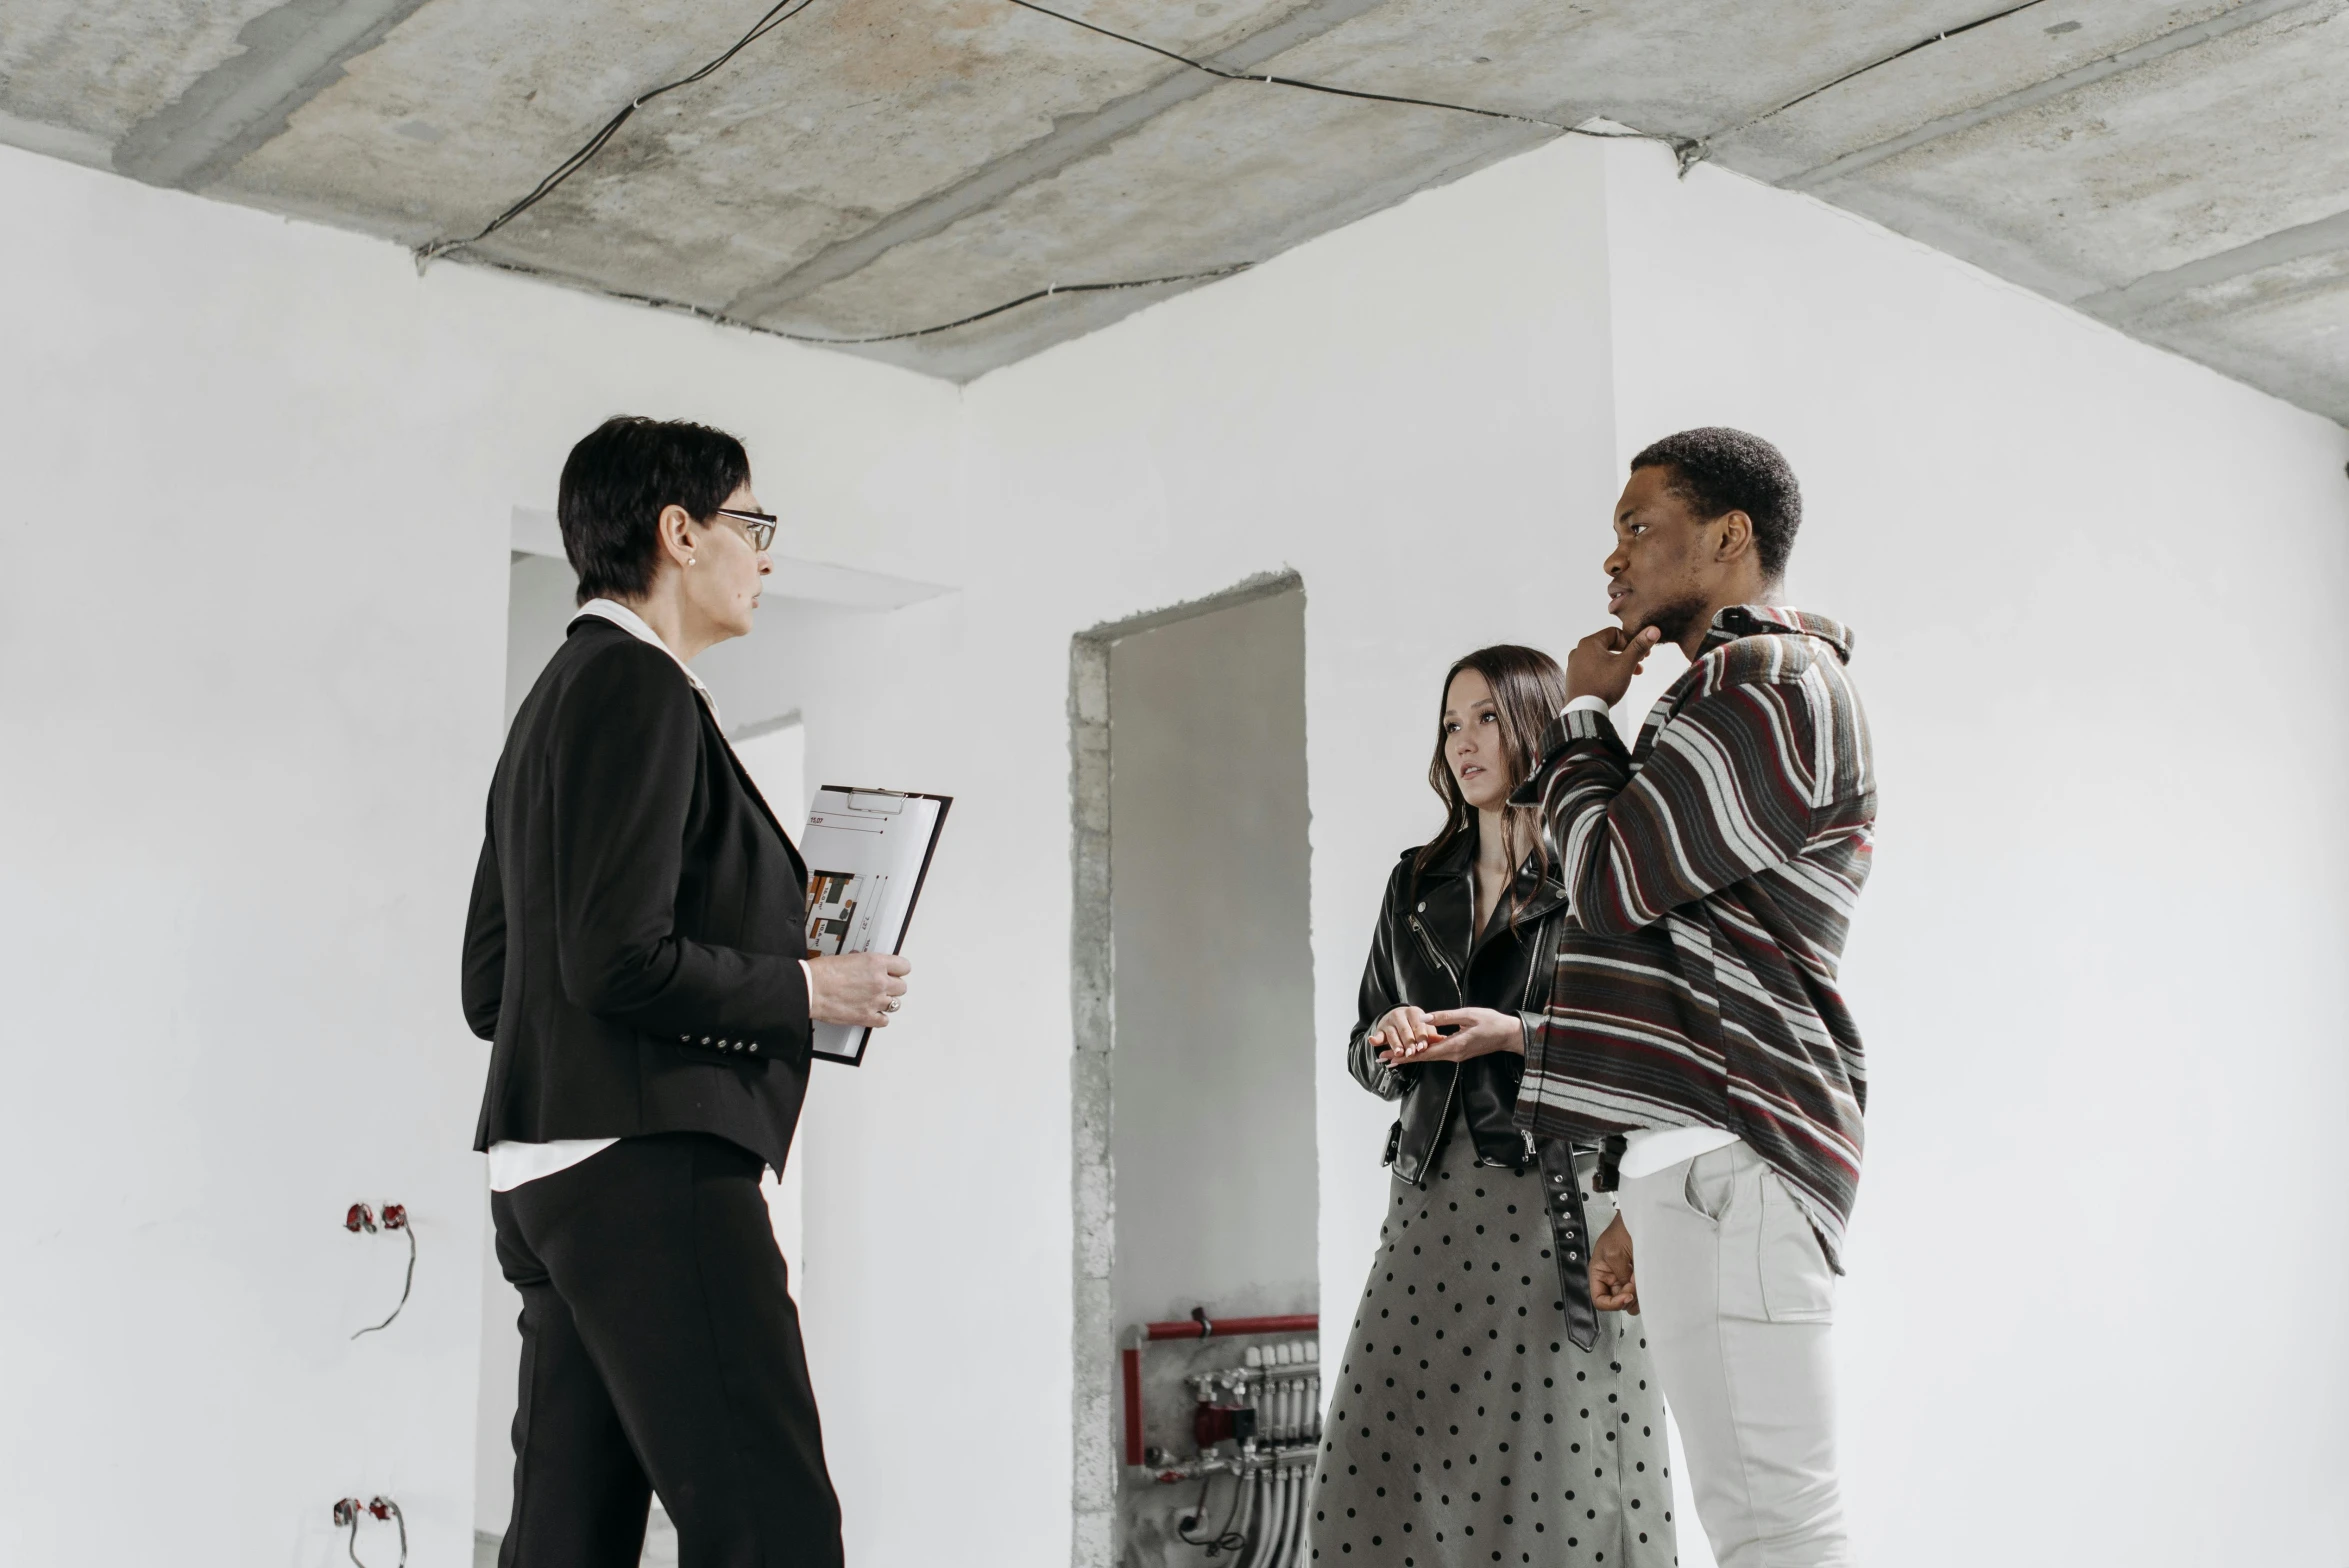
{"left": 807, "top": 952, "right": 911, "bottom": 1028}
{"left": 1386, "top": 1006, "right": 1525, "bottom": 1064}
{"left": 1367, "top": 1005, "right": 1438, "bottom": 1066}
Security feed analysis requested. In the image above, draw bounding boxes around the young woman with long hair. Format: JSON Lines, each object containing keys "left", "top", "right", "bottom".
{"left": 1310, "top": 645, "right": 1674, "bottom": 1568}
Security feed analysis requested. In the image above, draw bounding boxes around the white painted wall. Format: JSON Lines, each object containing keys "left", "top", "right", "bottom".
{"left": 5, "top": 102, "right": 2345, "bottom": 1568}
{"left": 0, "top": 143, "right": 952, "bottom": 1568}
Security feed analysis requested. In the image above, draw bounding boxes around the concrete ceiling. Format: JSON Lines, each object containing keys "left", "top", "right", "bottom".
{"left": 4, "top": 0, "right": 2345, "bottom": 418}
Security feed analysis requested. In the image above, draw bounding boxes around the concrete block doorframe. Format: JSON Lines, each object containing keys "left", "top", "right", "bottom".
{"left": 1066, "top": 569, "right": 1309, "bottom": 1568}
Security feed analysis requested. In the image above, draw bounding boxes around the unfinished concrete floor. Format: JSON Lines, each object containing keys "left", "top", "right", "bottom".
{"left": 4, "top": 0, "right": 2344, "bottom": 416}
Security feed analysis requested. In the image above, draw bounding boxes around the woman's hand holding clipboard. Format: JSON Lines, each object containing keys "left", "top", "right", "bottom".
{"left": 799, "top": 787, "right": 951, "bottom": 1065}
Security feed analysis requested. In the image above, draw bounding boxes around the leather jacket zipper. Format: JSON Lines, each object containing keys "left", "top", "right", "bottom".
{"left": 1405, "top": 913, "right": 1463, "bottom": 1185}
{"left": 1408, "top": 914, "right": 1465, "bottom": 1002}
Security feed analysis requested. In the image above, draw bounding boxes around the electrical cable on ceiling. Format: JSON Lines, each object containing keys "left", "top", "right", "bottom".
{"left": 1000, "top": 0, "right": 1697, "bottom": 160}
{"left": 473, "top": 257, "right": 1258, "bottom": 344}
{"left": 414, "top": 0, "right": 822, "bottom": 264}
{"left": 1683, "top": 0, "right": 2051, "bottom": 162}
{"left": 412, "top": 0, "right": 1705, "bottom": 340}
{"left": 417, "top": 0, "right": 1692, "bottom": 271}
{"left": 769, "top": 266, "right": 1256, "bottom": 344}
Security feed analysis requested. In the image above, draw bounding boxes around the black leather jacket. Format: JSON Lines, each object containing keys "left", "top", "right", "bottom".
{"left": 1346, "top": 834, "right": 1605, "bottom": 1351}
{"left": 1347, "top": 835, "right": 1567, "bottom": 1184}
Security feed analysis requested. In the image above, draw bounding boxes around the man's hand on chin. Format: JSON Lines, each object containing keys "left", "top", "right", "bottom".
{"left": 1564, "top": 625, "right": 1661, "bottom": 707}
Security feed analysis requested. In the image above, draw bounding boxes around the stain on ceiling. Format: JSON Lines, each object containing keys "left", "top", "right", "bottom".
{"left": 3, "top": 0, "right": 2344, "bottom": 418}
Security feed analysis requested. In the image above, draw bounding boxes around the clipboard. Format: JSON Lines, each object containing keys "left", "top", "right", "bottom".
{"left": 801, "top": 786, "right": 952, "bottom": 1065}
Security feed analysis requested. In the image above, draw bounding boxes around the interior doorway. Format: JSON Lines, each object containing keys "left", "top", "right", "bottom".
{"left": 1069, "top": 574, "right": 1317, "bottom": 1568}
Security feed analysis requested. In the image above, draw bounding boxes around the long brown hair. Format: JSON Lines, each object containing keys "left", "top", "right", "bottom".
{"left": 1411, "top": 644, "right": 1572, "bottom": 928}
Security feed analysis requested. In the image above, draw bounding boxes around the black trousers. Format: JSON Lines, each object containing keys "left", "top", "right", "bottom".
{"left": 492, "top": 1133, "right": 842, "bottom": 1568}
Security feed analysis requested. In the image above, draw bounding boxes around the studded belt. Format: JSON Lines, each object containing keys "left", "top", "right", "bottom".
{"left": 1536, "top": 1136, "right": 1599, "bottom": 1352}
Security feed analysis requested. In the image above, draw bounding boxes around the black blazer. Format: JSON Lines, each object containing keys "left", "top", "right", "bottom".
{"left": 463, "top": 615, "right": 814, "bottom": 1171}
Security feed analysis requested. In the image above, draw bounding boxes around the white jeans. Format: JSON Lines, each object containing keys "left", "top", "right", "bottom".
{"left": 1615, "top": 1138, "right": 1852, "bottom": 1568}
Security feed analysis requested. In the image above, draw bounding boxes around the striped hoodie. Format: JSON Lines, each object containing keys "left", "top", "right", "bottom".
{"left": 1511, "top": 605, "right": 1875, "bottom": 1265}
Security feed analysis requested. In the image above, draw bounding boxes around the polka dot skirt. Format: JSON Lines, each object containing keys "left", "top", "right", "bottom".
{"left": 1309, "top": 1141, "right": 1676, "bottom": 1567}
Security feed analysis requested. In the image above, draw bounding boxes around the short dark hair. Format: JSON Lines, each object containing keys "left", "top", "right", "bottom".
{"left": 558, "top": 416, "right": 751, "bottom": 606}
{"left": 1629, "top": 427, "right": 1801, "bottom": 583}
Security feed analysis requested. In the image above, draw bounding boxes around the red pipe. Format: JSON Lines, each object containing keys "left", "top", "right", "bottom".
{"left": 1142, "top": 1313, "right": 1318, "bottom": 1342}
{"left": 1125, "top": 1312, "right": 1319, "bottom": 1467}
{"left": 1121, "top": 1346, "right": 1146, "bottom": 1466}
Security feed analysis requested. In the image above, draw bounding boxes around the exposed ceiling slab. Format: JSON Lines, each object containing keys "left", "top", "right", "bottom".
{"left": 1, "top": 0, "right": 2343, "bottom": 421}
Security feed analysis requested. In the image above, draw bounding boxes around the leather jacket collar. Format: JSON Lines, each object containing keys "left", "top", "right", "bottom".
{"left": 1406, "top": 831, "right": 1569, "bottom": 970}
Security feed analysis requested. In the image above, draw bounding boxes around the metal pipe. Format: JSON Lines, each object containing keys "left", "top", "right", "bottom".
{"left": 1229, "top": 1468, "right": 1258, "bottom": 1564}
{"left": 1263, "top": 1466, "right": 1297, "bottom": 1568}
{"left": 1136, "top": 1442, "right": 1322, "bottom": 1483}
{"left": 1282, "top": 1463, "right": 1310, "bottom": 1568}
{"left": 1121, "top": 1345, "right": 1145, "bottom": 1466}
{"left": 1144, "top": 1312, "right": 1318, "bottom": 1342}
{"left": 1235, "top": 1471, "right": 1270, "bottom": 1568}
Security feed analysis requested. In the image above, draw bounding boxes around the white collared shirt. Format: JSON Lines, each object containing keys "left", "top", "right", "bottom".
{"left": 484, "top": 600, "right": 787, "bottom": 1192}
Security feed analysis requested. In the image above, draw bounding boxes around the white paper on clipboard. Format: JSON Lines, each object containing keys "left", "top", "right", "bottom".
{"left": 801, "top": 786, "right": 951, "bottom": 1065}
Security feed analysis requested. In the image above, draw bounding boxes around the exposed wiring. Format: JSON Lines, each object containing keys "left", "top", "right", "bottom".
{"left": 352, "top": 1222, "right": 416, "bottom": 1339}
{"left": 471, "top": 255, "right": 1257, "bottom": 345}
{"left": 769, "top": 266, "right": 1255, "bottom": 343}
{"left": 334, "top": 1498, "right": 407, "bottom": 1568}
{"left": 368, "top": 1499, "right": 407, "bottom": 1568}
{"left": 1683, "top": 0, "right": 2050, "bottom": 162}
{"left": 414, "top": 0, "right": 822, "bottom": 264}
{"left": 1178, "top": 1471, "right": 1250, "bottom": 1556}
{"left": 1002, "top": 0, "right": 1698, "bottom": 162}
{"left": 413, "top": 0, "right": 1700, "bottom": 317}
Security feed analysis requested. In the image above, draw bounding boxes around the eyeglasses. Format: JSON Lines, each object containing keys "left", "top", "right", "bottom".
{"left": 713, "top": 508, "right": 777, "bottom": 552}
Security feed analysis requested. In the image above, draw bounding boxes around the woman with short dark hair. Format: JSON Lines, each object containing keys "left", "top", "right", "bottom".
{"left": 464, "top": 416, "right": 909, "bottom": 1568}
{"left": 1310, "top": 645, "right": 1675, "bottom": 1568}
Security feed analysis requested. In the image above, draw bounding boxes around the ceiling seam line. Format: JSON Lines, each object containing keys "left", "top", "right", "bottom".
{"left": 2072, "top": 207, "right": 2349, "bottom": 319}
{"left": 1775, "top": 0, "right": 2330, "bottom": 191}
{"left": 113, "top": 0, "right": 437, "bottom": 190}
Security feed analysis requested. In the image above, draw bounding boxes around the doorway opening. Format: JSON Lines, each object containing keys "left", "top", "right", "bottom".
{"left": 1069, "top": 573, "right": 1317, "bottom": 1568}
